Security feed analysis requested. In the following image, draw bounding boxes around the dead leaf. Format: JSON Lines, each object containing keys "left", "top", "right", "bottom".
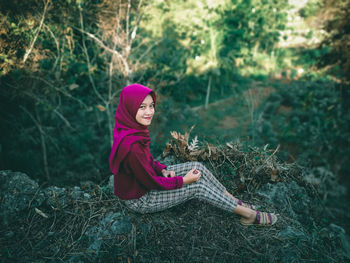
{"left": 226, "top": 142, "right": 233, "bottom": 149}
{"left": 271, "top": 169, "right": 278, "bottom": 181}
{"left": 163, "top": 143, "right": 171, "bottom": 156}
{"left": 35, "top": 208, "right": 48, "bottom": 218}
{"left": 170, "top": 131, "right": 179, "bottom": 140}
{"left": 69, "top": 83, "right": 79, "bottom": 90}
{"left": 96, "top": 105, "right": 106, "bottom": 111}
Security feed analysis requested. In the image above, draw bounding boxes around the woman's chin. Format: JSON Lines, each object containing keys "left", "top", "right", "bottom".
{"left": 142, "top": 120, "right": 152, "bottom": 126}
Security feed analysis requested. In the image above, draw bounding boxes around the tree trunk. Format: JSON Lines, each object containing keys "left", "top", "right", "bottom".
{"left": 205, "top": 74, "right": 212, "bottom": 109}
{"left": 35, "top": 108, "right": 50, "bottom": 181}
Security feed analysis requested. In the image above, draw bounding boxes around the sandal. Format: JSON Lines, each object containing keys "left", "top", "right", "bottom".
{"left": 240, "top": 211, "right": 278, "bottom": 226}
{"left": 237, "top": 199, "right": 256, "bottom": 210}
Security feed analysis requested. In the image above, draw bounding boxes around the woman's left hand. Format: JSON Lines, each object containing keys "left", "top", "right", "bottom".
{"left": 162, "top": 170, "right": 176, "bottom": 178}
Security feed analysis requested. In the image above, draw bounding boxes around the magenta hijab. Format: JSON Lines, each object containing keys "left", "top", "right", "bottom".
{"left": 108, "top": 83, "right": 156, "bottom": 175}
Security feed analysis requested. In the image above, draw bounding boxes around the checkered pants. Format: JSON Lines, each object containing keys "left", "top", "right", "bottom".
{"left": 124, "top": 162, "right": 238, "bottom": 214}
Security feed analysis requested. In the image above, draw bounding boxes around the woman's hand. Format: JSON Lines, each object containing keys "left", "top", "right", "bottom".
{"left": 162, "top": 169, "right": 176, "bottom": 178}
{"left": 183, "top": 169, "right": 201, "bottom": 185}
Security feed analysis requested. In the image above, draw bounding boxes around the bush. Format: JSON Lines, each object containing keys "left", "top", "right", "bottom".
{"left": 251, "top": 80, "right": 350, "bottom": 181}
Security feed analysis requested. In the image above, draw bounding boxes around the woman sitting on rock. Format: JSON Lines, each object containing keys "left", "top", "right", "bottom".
{"left": 109, "top": 83, "right": 277, "bottom": 226}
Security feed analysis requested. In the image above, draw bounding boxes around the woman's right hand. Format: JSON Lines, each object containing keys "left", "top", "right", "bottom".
{"left": 183, "top": 169, "right": 201, "bottom": 185}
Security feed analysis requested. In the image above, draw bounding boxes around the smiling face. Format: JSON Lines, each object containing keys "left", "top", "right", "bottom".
{"left": 135, "top": 94, "right": 155, "bottom": 126}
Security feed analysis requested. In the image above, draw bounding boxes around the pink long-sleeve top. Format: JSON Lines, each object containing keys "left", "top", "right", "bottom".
{"left": 114, "top": 141, "right": 184, "bottom": 200}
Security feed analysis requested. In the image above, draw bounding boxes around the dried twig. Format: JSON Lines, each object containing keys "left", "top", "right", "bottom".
{"left": 23, "top": 0, "right": 50, "bottom": 63}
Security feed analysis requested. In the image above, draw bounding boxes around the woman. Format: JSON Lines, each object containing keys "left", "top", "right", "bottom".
{"left": 109, "top": 83, "right": 277, "bottom": 226}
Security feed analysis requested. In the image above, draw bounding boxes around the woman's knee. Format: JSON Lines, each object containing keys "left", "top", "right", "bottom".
{"left": 192, "top": 181, "right": 208, "bottom": 196}
{"left": 191, "top": 161, "right": 204, "bottom": 170}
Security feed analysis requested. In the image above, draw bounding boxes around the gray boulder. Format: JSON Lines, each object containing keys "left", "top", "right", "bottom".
{"left": 277, "top": 226, "right": 310, "bottom": 263}
{"left": 257, "top": 181, "right": 312, "bottom": 224}
{"left": 84, "top": 212, "right": 132, "bottom": 257}
{"left": 43, "top": 185, "right": 67, "bottom": 208}
{"left": 0, "top": 170, "right": 45, "bottom": 225}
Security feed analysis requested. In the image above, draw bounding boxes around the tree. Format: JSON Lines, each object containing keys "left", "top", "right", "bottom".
{"left": 318, "top": 0, "right": 350, "bottom": 81}
{"left": 219, "top": 0, "right": 289, "bottom": 70}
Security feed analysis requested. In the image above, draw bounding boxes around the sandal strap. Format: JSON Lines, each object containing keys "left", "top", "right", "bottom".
{"left": 268, "top": 212, "right": 273, "bottom": 224}
{"left": 254, "top": 211, "right": 261, "bottom": 224}
{"left": 238, "top": 199, "right": 256, "bottom": 210}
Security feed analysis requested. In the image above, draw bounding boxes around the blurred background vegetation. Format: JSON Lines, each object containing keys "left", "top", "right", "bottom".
{"left": 0, "top": 0, "right": 349, "bottom": 198}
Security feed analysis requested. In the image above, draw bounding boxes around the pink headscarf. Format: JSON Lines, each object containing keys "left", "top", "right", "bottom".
{"left": 108, "top": 83, "right": 156, "bottom": 175}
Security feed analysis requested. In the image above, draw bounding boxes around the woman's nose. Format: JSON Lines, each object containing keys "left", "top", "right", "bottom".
{"left": 145, "top": 107, "right": 153, "bottom": 115}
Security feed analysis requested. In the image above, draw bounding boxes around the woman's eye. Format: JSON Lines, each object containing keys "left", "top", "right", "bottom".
{"left": 140, "top": 105, "right": 145, "bottom": 109}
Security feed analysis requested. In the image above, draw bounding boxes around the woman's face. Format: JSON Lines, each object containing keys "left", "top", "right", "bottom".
{"left": 135, "top": 94, "right": 155, "bottom": 126}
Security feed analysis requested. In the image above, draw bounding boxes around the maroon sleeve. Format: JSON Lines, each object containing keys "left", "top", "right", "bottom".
{"left": 151, "top": 156, "right": 167, "bottom": 175}
{"left": 125, "top": 145, "right": 183, "bottom": 191}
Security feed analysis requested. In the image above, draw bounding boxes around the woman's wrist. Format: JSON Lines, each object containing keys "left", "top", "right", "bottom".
{"left": 161, "top": 169, "right": 168, "bottom": 177}
{"left": 182, "top": 177, "right": 189, "bottom": 185}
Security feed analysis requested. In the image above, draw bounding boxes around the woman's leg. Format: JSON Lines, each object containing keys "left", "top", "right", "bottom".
{"left": 125, "top": 178, "right": 237, "bottom": 214}
{"left": 168, "top": 162, "right": 253, "bottom": 207}
{"left": 168, "top": 162, "right": 226, "bottom": 192}
{"left": 124, "top": 175, "right": 277, "bottom": 225}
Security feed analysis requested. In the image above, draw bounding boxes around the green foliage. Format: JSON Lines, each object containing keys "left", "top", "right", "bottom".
{"left": 219, "top": 0, "right": 289, "bottom": 66}
{"left": 299, "top": 0, "right": 322, "bottom": 18}
{"left": 318, "top": 0, "right": 350, "bottom": 81}
{"left": 0, "top": 0, "right": 128, "bottom": 184}
{"left": 289, "top": 46, "right": 330, "bottom": 71}
{"left": 251, "top": 80, "right": 350, "bottom": 178}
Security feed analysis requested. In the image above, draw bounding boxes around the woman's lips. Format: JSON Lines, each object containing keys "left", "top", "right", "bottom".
{"left": 144, "top": 117, "right": 152, "bottom": 120}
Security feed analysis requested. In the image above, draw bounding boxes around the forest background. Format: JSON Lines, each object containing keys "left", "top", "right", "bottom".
{"left": 0, "top": 0, "right": 349, "bottom": 211}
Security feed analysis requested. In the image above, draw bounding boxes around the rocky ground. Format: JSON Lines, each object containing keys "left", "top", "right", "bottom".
{"left": 1, "top": 140, "right": 350, "bottom": 262}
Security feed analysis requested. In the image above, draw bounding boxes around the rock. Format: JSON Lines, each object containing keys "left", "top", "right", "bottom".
{"left": 69, "top": 186, "right": 84, "bottom": 200}
{"left": 279, "top": 247, "right": 300, "bottom": 263}
{"left": 67, "top": 255, "right": 85, "bottom": 263}
{"left": 138, "top": 223, "right": 152, "bottom": 242}
{"left": 108, "top": 174, "right": 113, "bottom": 193}
{"left": 329, "top": 223, "right": 346, "bottom": 236}
{"left": 304, "top": 167, "right": 347, "bottom": 199}
{"left": 277, "top": 226, "right": 309, "bottom": 241}
{"left": 277, "top": 226, "right": 309, "bottom": 263}
{"left": 0, "top": 170, "right": 45, "bottom": 225}
{"left": 43, "top": 185, "right": 89, "bottom": 208}
{"left": 340, "top": 233, "right": 350, "bottom": 261}
{"left": 80, "top": 180, "right": 96, "bottom": 191}
{"left": 43, "top": 186, "right": 68, "bottom": 208}
{"left": 85, "top": 212, "right": 132, "bottom": 257}
{"left": 257, "top": 181, "right": 312, "bottom": 224}
{"left": 5, "top": 231, "right": 14, "bottom": 238}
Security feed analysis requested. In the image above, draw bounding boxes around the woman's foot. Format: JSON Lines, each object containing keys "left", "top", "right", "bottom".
{"left": 225, "top": 191, "right": 256, "bottom": 210}
{"left": 240, "top": 210, "right": 278, "bottom": 226}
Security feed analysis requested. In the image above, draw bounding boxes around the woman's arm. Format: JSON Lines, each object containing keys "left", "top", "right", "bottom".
{"left": 125, "top": 146, "right": 183, "bottom": 191}
{"left": 150, "top": 156, "right": 167, "bottom": 175}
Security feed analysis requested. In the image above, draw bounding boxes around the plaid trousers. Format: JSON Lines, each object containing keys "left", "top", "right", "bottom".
{"left": 124, "top": 162, "right": 238, "bottom": 214}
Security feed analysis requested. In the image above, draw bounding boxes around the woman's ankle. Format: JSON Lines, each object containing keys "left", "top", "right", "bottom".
{"left": 224, "top": 191, "right": 237, "bottom": 200}
{"left": 234, "top": 204, "right": 255, "bottom": 218}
